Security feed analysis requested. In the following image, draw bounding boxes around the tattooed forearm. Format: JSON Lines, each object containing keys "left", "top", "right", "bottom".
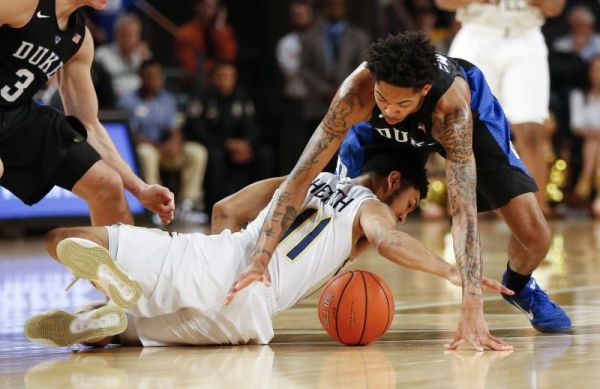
{"left": 433, "top": 107, "right": 482, "bottom": 296}
{"left": 249, "top": 81, "right": 365, "bottom": 266}
{"left": 292, "top": 88, "right": 361, "bottom": 179}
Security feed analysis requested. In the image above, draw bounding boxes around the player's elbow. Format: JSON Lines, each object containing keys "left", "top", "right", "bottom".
{"left": 211, "top": 200, "right": 238, "bottom": 233}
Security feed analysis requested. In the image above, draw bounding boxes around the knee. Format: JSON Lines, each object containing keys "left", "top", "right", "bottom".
{"left": 44, "top": 227, "right": 72, "bottom": 259}
{"left": 184, "top": 142, "right": 208, "bottom": 165}
{"left": 90, "top": 170, "right": 125, "bottom": 206}
{"left": 520, "top": 218, "right": 552, "bottom": 257}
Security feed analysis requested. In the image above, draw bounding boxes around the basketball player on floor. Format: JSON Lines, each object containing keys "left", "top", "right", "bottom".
{"left": 0, "top": 0, "right": 175, "bottom": 224}
{"left": 435, "top": 0, "right": 565, "bottom": 215}
{"left": 25, "top": 152, "right": 513, "bottom": 348}
{"left": 226, "top": 32, "right": 571, "bottom": 351}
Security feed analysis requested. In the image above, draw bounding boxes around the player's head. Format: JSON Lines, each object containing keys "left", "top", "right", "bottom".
{"left": 366, "top": 32, "right": 437, "bottom": 125}
{"left": 360, "top": 149, "right": 428, "bottom": 222}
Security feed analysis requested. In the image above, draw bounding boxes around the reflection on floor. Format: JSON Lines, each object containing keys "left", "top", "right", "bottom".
{"left": 1, "top": 219, "right": 600, "bottom": 388}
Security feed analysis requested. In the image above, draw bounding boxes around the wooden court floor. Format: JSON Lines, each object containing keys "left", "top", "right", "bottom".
{"left": 1, "top": 218, "right": 600, "bottom": 388}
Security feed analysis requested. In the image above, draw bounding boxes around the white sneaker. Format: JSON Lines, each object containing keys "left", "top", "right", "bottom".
{"left": 57, "top": 238, "right": 143, "bottom": 309}
{"left": 24, "top": 305, "right": 127, "bottom": 347}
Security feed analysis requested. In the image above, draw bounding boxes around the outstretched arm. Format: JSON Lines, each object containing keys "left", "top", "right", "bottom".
{"left": 224, "top": 65, "right": 374, "bottom": 304}
{"left": 211, "top": 176, "right": 287, "bottom": 234}
{"left": 57, "top": 29, "right": 175, "bottom": 223}
{"left": 430, "top": 79, "right": 509, "bottom": 351}
{"left": 358, "top": 200, "right": 512, "bottom": 295}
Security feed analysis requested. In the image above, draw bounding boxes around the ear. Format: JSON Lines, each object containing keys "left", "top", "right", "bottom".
{"left": 387, "top": 171, "right": 402, "bottom": 193}
{"left": 421, "top": 83, "right": 432, "bottom": 96}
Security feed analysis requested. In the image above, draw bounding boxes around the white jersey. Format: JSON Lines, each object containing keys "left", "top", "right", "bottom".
{"left": 457, "top": 1, "right": 544, "bottom": 31}
{"left": 242, "top": 172, "right": 378, "bottom": 313}
{"left": 109, "top": 173, "right": 377, "bottom": 346}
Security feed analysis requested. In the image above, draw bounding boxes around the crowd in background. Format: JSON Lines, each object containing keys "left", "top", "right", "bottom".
{"left": 35, "top": 0, "right": 600, "bottom": 223}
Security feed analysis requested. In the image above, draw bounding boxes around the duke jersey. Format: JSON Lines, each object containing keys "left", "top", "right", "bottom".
{"left": 457, "top": 1, "right": 544, "bottom": 31}
{"left": 242, "top": 172, "right": 377, "bottom": 314}
{"left": 365, "top": 54, "right": 463, "bottom": 155}
{"left": 0, "top": 0, "right": 86, "bottom": 106}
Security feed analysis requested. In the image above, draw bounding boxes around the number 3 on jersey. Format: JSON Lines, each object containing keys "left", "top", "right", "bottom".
{"left": 280, "top": 208, "right": 332, "bottom": 261}
{"left": 1, "top": 69, "right": 35, "bottom": 102}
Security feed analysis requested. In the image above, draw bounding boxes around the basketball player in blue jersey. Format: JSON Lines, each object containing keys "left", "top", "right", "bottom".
{"left": 24, "top": 151, "right": 513, "bottom": 348}
{"left": 229, "top": 32, "right": 572, "bottom": 351}
{"left": 0, "top": 0, "right": 175, "bottom": 225}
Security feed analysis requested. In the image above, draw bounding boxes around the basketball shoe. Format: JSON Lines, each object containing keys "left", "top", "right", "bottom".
{"left": 57, "top": 238, "right": 142, "bottom": 309}
{"left": 24, "top": 305, "right": 127, "bottom": 347}
{"left": 501, "top": 273, "right": 571, "bottom": 333}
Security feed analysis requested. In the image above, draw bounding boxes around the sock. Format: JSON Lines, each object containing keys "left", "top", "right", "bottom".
{"left": 503, "top": 263, "right": 531, "bottom": 295}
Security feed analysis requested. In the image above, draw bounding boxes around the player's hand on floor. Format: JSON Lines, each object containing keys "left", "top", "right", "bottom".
{"left": 137, "top": 184, "right": 175, "bottom": 224}
{"left": 447, "top": 267, "right": 514, "bottom": 295}
{"left": 225, "top": 260, "right": 271, "bottom": 305}
{"left": 445, "top": 303, "right": 513, "bottom": 352}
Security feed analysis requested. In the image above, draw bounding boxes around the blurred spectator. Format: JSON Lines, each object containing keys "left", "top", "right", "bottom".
{"left": 300, "top": 0, "right": 369, "bottom": 140}
{"left": 95, "top": 13, "right": 151, "bottom": 98}
{"left": 553, "top": 6, "right": 600, "bottom": 62}
{"left": 276, "top": 0, "right": 314, "bottom": 173}
{"left": 376, "top": 0, "right": 415, "bottom": 37}
{"left": 184, "top": 62, "right": 273, "bottom": 211}
{"left": 85, "top": 0, "right": 136, "bottom": 45}
{"left": 176, "top": 0, "right": 238, "bottom": 90}
{"left": 438, "top": 0, "right": 565, "bottom": 216}
{"left": 118, "top": 60, "right": 209, "bottom": 224}
{"left": 570, "top": 56, "right": 600, "bottom": 216}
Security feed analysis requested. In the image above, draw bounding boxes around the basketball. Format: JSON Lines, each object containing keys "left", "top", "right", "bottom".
{"left": 318, "top": 270, "right": 394, "bottom": 345}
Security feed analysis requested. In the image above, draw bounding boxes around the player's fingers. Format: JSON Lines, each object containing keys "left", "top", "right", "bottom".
{"left": 445, "top": 338, "right": 464, "bottom": 350}
{"left": 470, "top": 340, "right": 484, "bottom": 352}
{"left": 482, "top": 278, "right": 514, "bottom": 295}
{"left": 483, "top": 337, "right": 512, "bottom": 351}
{"left": 262, "top": 270, "right": 272, "bottom": 287}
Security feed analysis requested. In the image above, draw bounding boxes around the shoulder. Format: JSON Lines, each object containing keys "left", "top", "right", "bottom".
{"left": 340, "top": 64, "right": 376, "bottom": 104}
{"left": 434, "top": 76, "right": 471, "bottom": 116}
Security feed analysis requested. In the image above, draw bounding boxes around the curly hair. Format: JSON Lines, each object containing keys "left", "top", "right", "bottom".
{"left": 365, "top": 32, "right": 438, "bottom": 90}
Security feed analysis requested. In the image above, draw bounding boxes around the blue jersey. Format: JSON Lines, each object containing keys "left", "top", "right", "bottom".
{"left": 336, "top": 54, "right": 536, "bottom": 212}
{"left": 337, "top": 54, "right": 529, "bottom": 179}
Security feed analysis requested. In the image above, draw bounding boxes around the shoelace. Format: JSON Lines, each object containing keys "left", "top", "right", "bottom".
{"left": 531, "top": 287, "right": 558, "bottom": 309}
{"left": 65, "top": 277, "right": 80, "bottom": 292}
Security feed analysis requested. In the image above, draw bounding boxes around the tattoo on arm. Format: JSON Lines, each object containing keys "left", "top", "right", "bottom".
{"left": 433, "top": 107, "right": 482, "bottom": 295}
{"left": 251, "top": 85, "right": 363, "bottom": 265}
{"left": 291, "top": 88, "right": 361, "bottom": 179}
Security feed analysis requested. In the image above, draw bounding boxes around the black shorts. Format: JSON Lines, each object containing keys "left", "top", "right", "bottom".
{"left": 0, "top": 101, "right": 101, "bottom": 205}
{"left": 470, "top": 114, "right": 538, "bottom": 212}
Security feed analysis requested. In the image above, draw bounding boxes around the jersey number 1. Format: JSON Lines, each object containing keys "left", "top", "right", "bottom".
{"left": 281, "top": 208, "right": 332, "bottom": 261}
{"left": 1, "top": 69, "right": 35, "bottom": 103}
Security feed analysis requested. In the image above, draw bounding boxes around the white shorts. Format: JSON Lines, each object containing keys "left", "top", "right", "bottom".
{"left": 450, "top": 24, "right": 549, "bottom": 124}
{"left": 106, "top": 224, "right": 276, "bottom": 346}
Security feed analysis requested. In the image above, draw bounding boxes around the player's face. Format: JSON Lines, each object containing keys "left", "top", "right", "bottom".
{"left": 374, "top": 81, "right": 431, "bottom": 125}
{"left": 385, "top": 186, "right": 420, "bottom": 223}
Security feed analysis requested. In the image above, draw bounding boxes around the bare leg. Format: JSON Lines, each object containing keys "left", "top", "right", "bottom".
{"left": 497, "top": 192, "right": 551, "bottom": 274}
{"left": 0, "top": 157, "right": 4, "bottom": 178}
{"left": 512, "top": 123, "right": 550, "bottom": 214}
{"left": 45, "top": 226, "right": 108, "bottom": 261}
{"left": 71, "top": 160, "right": 133, "bottom": 226}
